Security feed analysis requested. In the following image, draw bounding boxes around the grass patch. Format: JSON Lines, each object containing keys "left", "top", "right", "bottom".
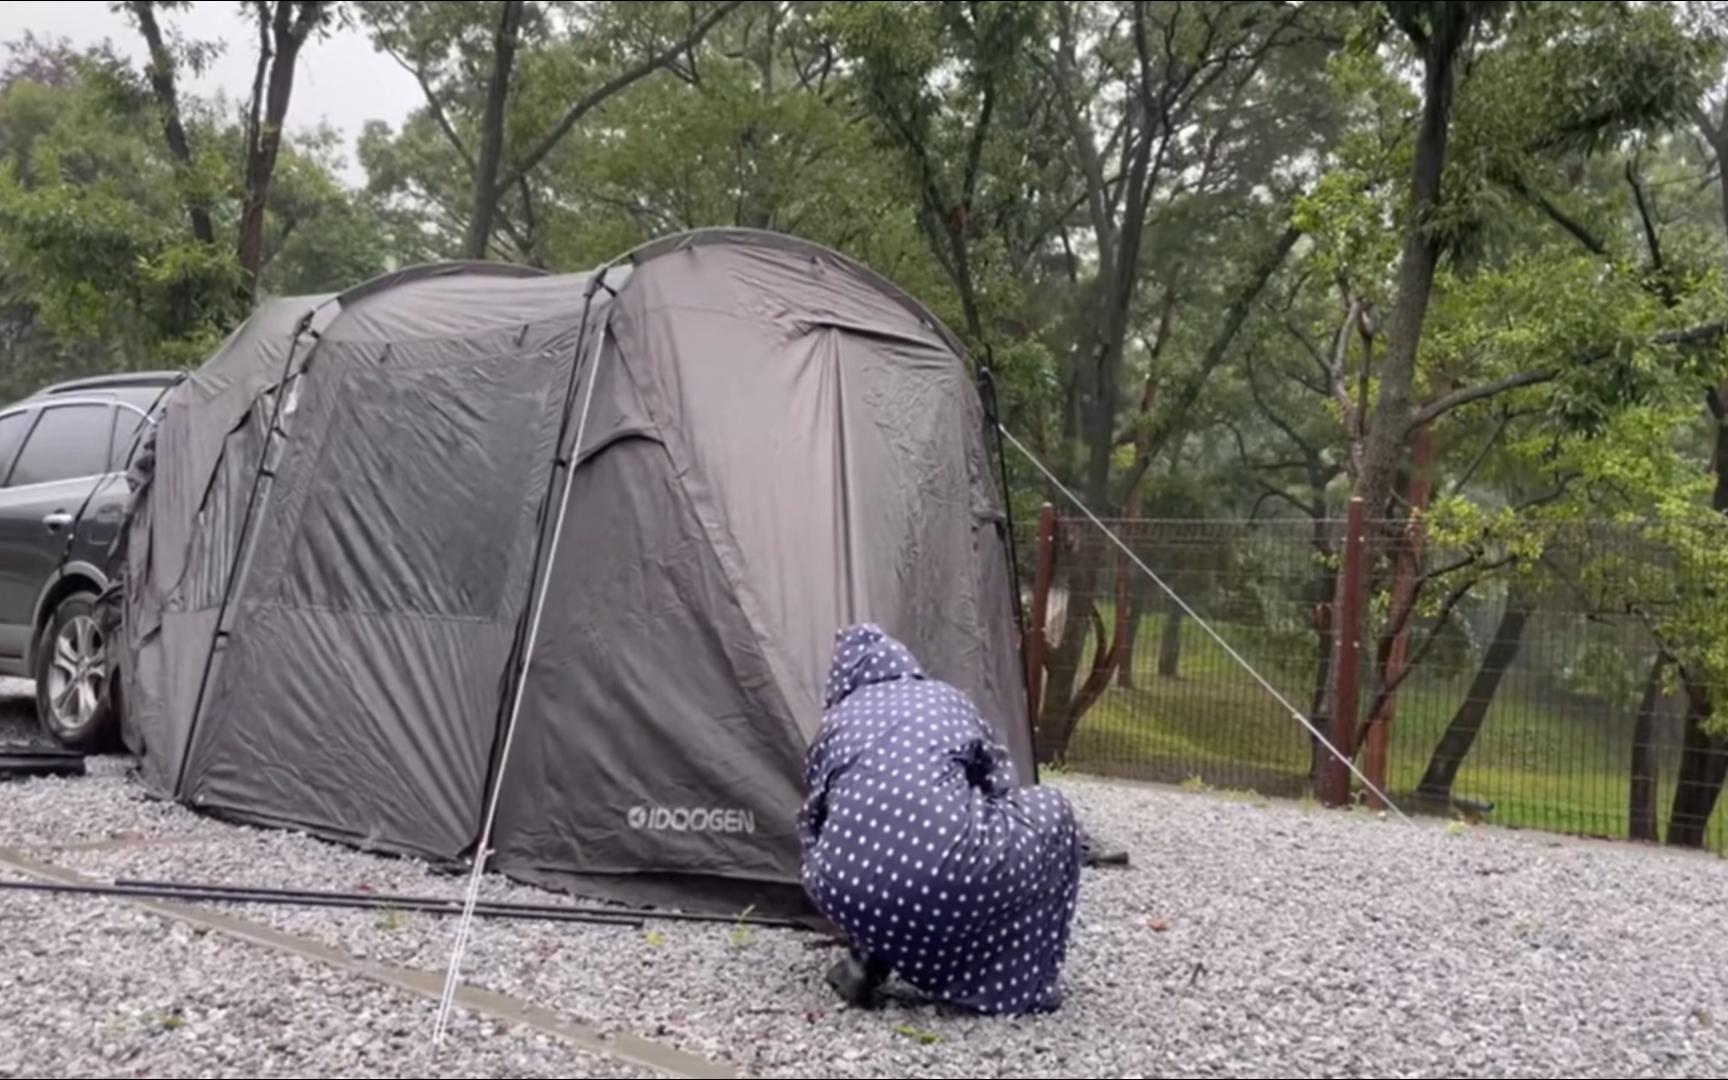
{"left": 895, "top": 1025, "right": 944, "bottom": 1046}
{"left": 1220, "top": 788, "right": 1269, "bottom": 807}
{"left": 728, "top": 907, "right": 756, "bottom": 950}
{"left": 1054, "top": 608, "right": 1726, "bottom": 853}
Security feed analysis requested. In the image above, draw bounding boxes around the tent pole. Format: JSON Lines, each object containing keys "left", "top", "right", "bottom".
{"left": 434, "top": 287, "right": 611, "bottom": 1049}
{"left": 976, "top": 359, "right": 1038, "bottom": 784}
{"left": 175, "top": 308, "right": 323, "bottom": 800}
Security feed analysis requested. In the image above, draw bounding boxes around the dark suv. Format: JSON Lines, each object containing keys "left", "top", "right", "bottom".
{"left": 0, "top": 371, "right": 181, "bottom": 749}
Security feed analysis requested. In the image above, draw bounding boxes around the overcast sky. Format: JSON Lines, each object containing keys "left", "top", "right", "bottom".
{"left": 0, "top": 0, "right": 422, "bottom": 182}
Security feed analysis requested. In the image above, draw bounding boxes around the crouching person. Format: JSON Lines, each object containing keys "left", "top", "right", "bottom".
{"left": 798, "top": 623, "right": 1082, "bottom": 1016}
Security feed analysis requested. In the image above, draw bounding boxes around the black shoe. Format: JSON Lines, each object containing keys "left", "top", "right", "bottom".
{"left": 826, "top": 955, "right": 889, "bottom": 1009}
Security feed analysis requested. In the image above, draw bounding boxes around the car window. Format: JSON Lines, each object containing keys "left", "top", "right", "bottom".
{"left": 9, "top": 403, "right": 113, "bottom": 487}
{"left": 0, "top": 411, "right": 30, "bottom": 484}
{"left": 110, "top": 408, "right": 147, "bottom": 472}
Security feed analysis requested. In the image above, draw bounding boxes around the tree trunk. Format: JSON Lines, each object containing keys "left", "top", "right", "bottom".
{"left": 1117, "top": 593, "right": 1142, "bottom": 689}
{"left": 734, "top": 1, "right": 780, "bottom": 231}
{"left": 1714, "top": 127, "right": 1728, "bottom": 254}
{"left": 126, "top": 1, "right": 216, "bottom": 247}
{"left": 238, "top": 2, "right": 322, "bottom": 291}
{"left": 1306, "top": 514, "right": 1338, "bottom": 786}
{"left": 1308, "top": 612, "right": 1334, "bottom": 788}
{"left": 1670, "top": 150, "right": 1728, "bottom": 841}
{"left": 1157, "top": 600, "right": 1184, "bottom": 679}
{"left": 1037, "top": 533, "right": 1109, "bottom": 764}
{"left": 1416, "top": 590, "right": 1532, "bottom": 800}
{"left": 1322, "top": 28, "right": 1464, "bottom": 744}
{"left": 464, "top": 0, "right": 527, "bottom": 260}
{"left": 1668, "top": 677, "right": 1728, "bottom": 849}
{"left": 1628, "top": 654, "right": 1668, "bottom": 844}
{"left": 1352, "top": 35, "right": 1459, "bottom": 524}
{"left": 1036, "top": 589, "right": 1096, "bottom": 764}
{"left": 1711, "top": 382, "right": 1728, "bottom": 513}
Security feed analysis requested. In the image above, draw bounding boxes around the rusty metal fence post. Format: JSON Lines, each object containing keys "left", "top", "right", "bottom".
{"left": 1321, "top": 497, "right": 1367, "bottom": 807}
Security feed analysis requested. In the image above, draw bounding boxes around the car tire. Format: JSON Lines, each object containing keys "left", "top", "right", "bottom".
{"left": 33, "top": 592, "right": 117, "bottom": 753}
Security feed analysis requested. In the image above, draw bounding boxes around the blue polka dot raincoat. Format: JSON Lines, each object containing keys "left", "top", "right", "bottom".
{"left": 799, "top": 623, "right": 1082, "bottom": 1015}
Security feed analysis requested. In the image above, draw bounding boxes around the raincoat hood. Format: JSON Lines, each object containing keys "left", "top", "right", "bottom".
{"left": 823, "top": 623, "right": 925, "bottom": 708}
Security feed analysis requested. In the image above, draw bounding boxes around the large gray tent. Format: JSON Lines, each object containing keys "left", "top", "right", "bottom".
{"left": 119, "top": 229, "right": 1031, "bottom": 914}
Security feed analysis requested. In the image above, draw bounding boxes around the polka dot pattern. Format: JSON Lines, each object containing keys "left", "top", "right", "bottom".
{"left": 798, "top": 623, "right": 1083, "bottom": 1016}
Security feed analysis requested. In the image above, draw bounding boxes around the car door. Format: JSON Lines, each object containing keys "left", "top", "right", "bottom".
{"left": 68, "top": 404, "right": 152, "bottom": 562}
{"left": 0, "top": 406, "right": 38, "bottom": 670}
{"left": 0, "top": 401, "right": 117, "bottom": 670}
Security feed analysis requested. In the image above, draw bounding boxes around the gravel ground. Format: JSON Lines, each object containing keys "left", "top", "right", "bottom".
{"left": 4, "top": 677, "right": 1727, "bottom": 1078}
{"left": 3, "top": 683, "right": 662, "bottom": 1078}
{"left": 0, "top": 889, "right": 662, "bottom": 1079}
{"left": 0, "top": 677, "right": 42, "bottom": 746}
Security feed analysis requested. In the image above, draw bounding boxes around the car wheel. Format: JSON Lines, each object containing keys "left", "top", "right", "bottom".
{"left": 34, "top": 593, "right": 116, "bottom": 752}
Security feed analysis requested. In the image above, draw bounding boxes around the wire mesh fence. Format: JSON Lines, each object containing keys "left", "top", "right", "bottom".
{"left": 1020, "top": 512, "right": 1728, "bottom": 854}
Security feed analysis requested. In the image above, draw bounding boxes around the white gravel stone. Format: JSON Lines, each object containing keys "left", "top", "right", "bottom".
{"left": 0, "top": 886, "right": 661, "bottom": 1078}
{"left": 4, "top": 684, "right": 1727, "bottom": 1078}
{"left": 0, "top": 678, "right": 43, "bottom": 746}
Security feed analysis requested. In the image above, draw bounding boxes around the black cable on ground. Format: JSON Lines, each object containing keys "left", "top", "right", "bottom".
{"left": 0, "top": 877, "right": 643, "bottom": 927}
{"left": 0, "top": 748, "right": 87, "bottom": 781}
{"left": 114, "top": 877, "right": 814, "bottom": 931}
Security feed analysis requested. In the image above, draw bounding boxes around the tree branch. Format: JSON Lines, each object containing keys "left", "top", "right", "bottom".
{"left": 291, "top": 0, "right": 323, "bottom": 43}
{"left": 1360, "top": 554, "right": 1520, "bottom": 732}
{"left": 1411, "top": 369, "right": 1561, "bottom": 429}
{"left": 1332, "top": 298, "right": 1364, "bottom": 431}
{"left": 1224, "top": 414, "right": 1314, "bottom": 479}
{"left": 1135, "top": 224, "right": 1303, "bottom": 469}
{"left": 123, "top": 0, "right": 216, "bottom": 246}
{"left": 246, "top": 2, "right": 272, "bottom": 173}
{"left": 1245, "top": 346, "right": 1322, "bottom": 458}
{"left": 1517, "top": 471, "right": 1581, "bottom": 513}
{"left": 382, "top": 42, "right": 476, "bottom": 174}
{"left": 1252, "top": 482, "right": 1313, "bottom": 520}
{"left": 1627, "top": 157, "right": 1665, "bottom": 274}
{"left": 501, "top": 0, "right": 744, "bottom": 190}
{"left": 1509, "top": 173, "right": 1611, "bottom": 257}
{"left": 1449, "top": 410, "right": 1516, "bottom": 497}
{"left": 1277, "top": 310, "right": 1337, "bottom": 394}
{"left": 1046, "top": 5, "right": 1118, "bottom": 258}
{"left": 1693, "top": 101, "right": 1727, "bottom": 146}
{"left": 1659, "top": 321, "right": 1727, "bottom": 349}
{"left": 515, "top": 174, "right": 541, "bottom": 264}
{"left": 962, "top": 81, "right": 997, "bottom": 207}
